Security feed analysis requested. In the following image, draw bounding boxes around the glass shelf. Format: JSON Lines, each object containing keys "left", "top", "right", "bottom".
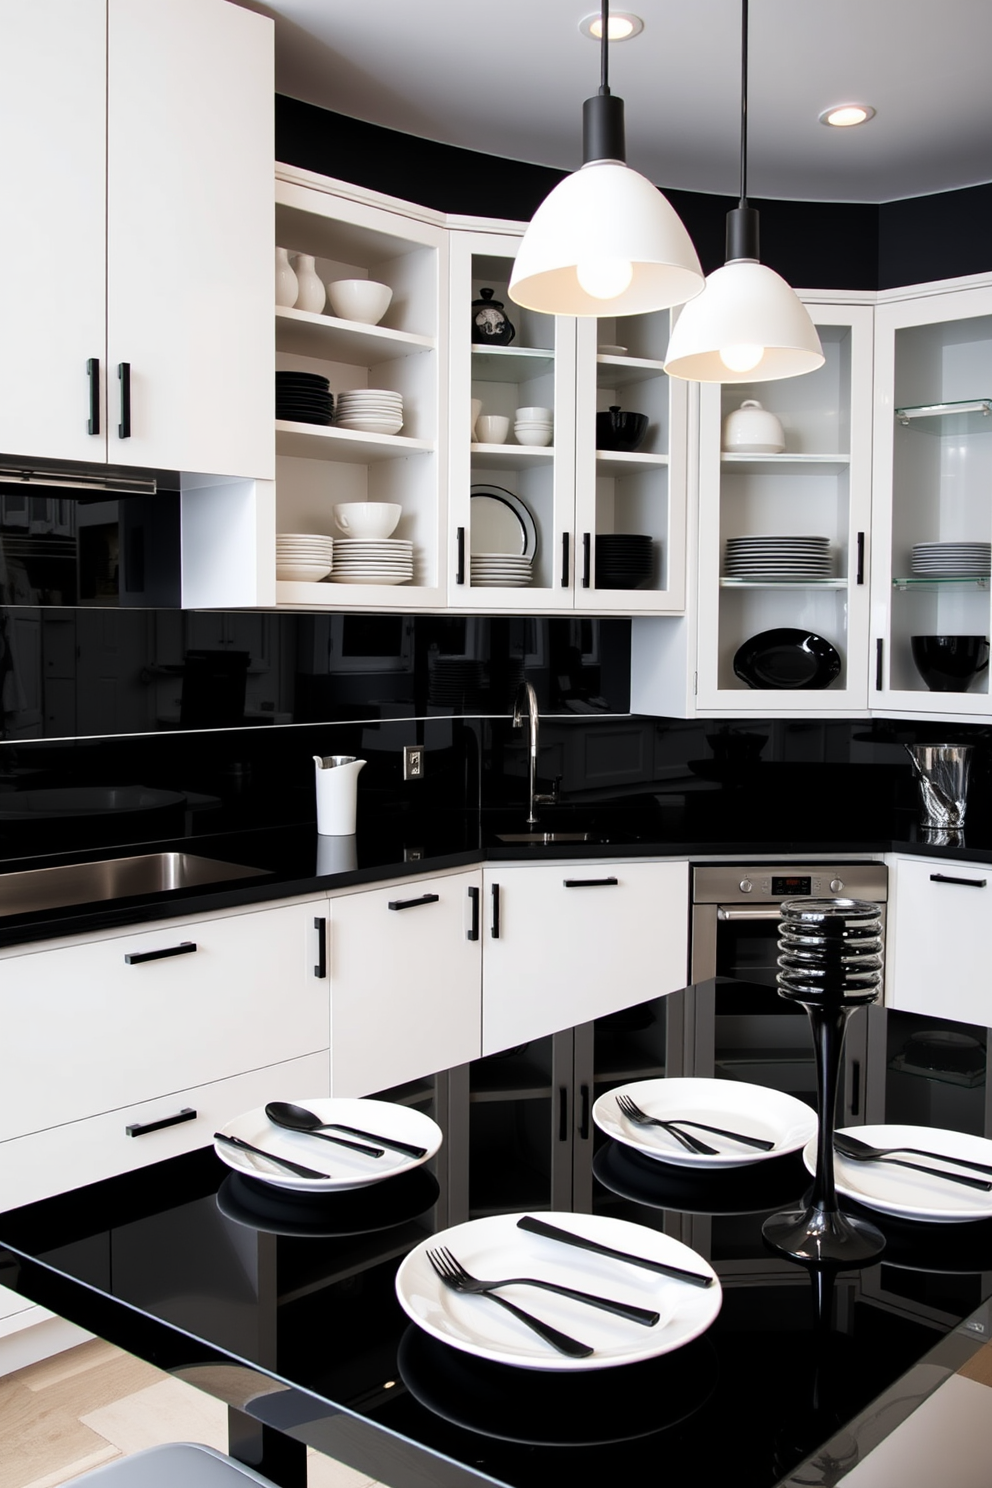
{"left": 720, "top": 577, "right": 846, "bottom": 588}
{"left": 895, "top": 399, "right": 992, "bottom": 427}
{"left": 472, "top": 345, "right": 555, "bottom": 382}
{"left": 893, "top": 575, "right": 990, "bottom": 590}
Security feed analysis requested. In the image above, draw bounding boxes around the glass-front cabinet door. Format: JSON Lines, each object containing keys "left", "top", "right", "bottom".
{"left": 871, "top": 283, "right": 992, "bottom": 719}
{"left": 694, "top": 301, "right": 874, "bottom": 714}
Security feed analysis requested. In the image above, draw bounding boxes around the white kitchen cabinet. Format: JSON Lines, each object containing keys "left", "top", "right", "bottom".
{"left": 0, "top": 897, "right": 330, "bottom": 1143}
{"left": 327, "top": 868, "right": 483, "bottom": 1096}
{"left": 0, "top": 0, "right": 273, "bottom": 481}
{"left": 480, "top": 859, "right": 689, "bottom": 1055}
{"left": 884, "top": 853, "right": 992, "bottom": 1026}
{"left": 871, "top": 280, "right": 992, "bottom": 720}
{"left": 271, "top": 168, "right": 448, "bottom": 610}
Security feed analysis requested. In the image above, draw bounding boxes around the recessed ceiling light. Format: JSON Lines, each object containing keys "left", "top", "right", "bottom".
{"left": 819, "top": 103, "right": 876, "bottom": 128}
{"left": 579, "top": 12, "right": 644, "bottom": 41}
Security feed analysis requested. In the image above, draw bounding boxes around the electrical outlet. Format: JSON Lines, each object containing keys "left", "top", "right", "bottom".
{"left": 403, "top": 745, "right": 424, "bottom": 780}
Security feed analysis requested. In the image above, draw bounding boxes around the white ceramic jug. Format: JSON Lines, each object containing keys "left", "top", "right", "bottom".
{"left": 275, "top": 247, "right": 298, "bottom": 308}
{"left": 294, "top": 254, "right": 326, "bottom": 314}
{"left": 722, "top": 399, "right": 786, "bottom": 453}
{"left": 313, "top": 754, "right": 366, "bottom": 835}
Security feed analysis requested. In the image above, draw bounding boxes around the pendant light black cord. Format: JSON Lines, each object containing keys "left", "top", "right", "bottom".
{"left": 601, "top": 0, "right": 610, "bottom": 93}
{"left": 583, "top": 0, "right": 626, "bottom": 164}
{"left": 726, "top": 0, "right": 759, "bottom": 261}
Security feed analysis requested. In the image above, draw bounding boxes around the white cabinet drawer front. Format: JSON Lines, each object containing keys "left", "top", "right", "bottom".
{"left": 330, "top": 871, "right": 482, "bottom": 1096}
{"left": 482, "top": 861, "right": 689, "bottom": 1054}
{"left": 0, "top": 1050, "right": 328, "bottom": 1211}
{"left": 1, "top": 903, "right": 329, "bottom": 1139}
{"left": 887, "top": 857, "right": 991, "bottom": 1024}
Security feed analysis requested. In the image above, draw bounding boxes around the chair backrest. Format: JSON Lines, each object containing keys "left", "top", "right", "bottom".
{"left": 71, "top": 1443, "right": 279, "bottom": 1488}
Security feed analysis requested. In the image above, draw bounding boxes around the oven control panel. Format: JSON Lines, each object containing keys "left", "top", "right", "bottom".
{"left": 693, "top": 863, "right": 888, "bottom": 904}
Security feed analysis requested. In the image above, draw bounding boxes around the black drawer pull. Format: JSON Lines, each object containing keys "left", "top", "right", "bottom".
{"left": 578, "top": 1083, "right": 591, "bottom": 1141}
{"left": 875, "top": 637, "right": 884, "bottom": 691}
{"left": 87, "top": 357, "right": 100, "bottom": 435}
{"left": 849, "top": 1060, "right": 861, "bottom": 1118}
{"left": 563, "top": 877, "right": 619, "bottom": 888}
{"left": 126, "top": 1107, "right": 196, "bottom": 1138}
{"left": 930, "top": 873, "right": 987, "bottom": 888}
{"left": 856, "top": 530, "right": 865, "bottom": 585}
{"left": 388, "top": 893, "right": 440, "bottom": 911}
{"left": 314, "top": 916, "right": 327, "bottom": 978}
{"left": 467, "top": 885, "right": 479, "bottom": 941}
{"left": 561, "top": 531, "right": 570, "bottom": 587}
{"left": 456, "top": 526, "right": 465, "bottom": 585}
{"left": 558, "top": 1086, "right": 568, "bottom": 1142}
{"left": 491, "top": 882, "right": 501, "bottom": 939}
{"left": 118, "top": 362, "right": 131, "bottom": 439}
{"left": 124, "top": 941, "right": 197, "bottom": 965}
{"left": 582, "top": 531, "right": 591, "bottom": 588}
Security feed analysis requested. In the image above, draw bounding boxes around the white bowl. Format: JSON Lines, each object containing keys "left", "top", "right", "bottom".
{"left": 598, "top": 344, "right": 628, "bottom": 356}
{"left": 326, "top": 279, "right": 393, "bottom": 325}
{"left": 471, "top": 398, "right": 482, "bottom": 437}
{"left": 514, "top": 406, "right": 552, "bottom": 422}
{"left": 514, "top": 427, "right": 553, "bottom": 446}
{"left": 333, "top": 503, "right": 402, "bottom": 540}
{"left": 475, "top": 415, "right": 509, "bottom": 444}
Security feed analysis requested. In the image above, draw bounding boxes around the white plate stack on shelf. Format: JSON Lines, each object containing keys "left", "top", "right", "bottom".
{"left": 911, "top": 541, "right": 991, "bottom": 578}
{"left": 470, "top": 554, "right": 533, "bottom": 587}
{"left": 276, "top": 532, "right": 334, "bottom": 581}
{"left": 330, "top": 538, "right": 414, "bottom": 585}
{"left": 469, "top": 485, "right": 536, "bottom": 587}
{"left": 334, "top": 389, "right": 404, "bottom": 435}
{"left": 723, "top": 535, "right": 833, "bottom": 580}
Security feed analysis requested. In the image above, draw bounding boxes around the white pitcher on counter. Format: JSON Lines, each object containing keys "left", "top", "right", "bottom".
{"left": 314, "top": 754, "right": 366, "bottom": 835}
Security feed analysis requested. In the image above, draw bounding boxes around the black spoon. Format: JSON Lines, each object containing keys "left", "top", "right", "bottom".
{"left": 266, "top": 1100, "right": 428, "bottom": 1160}
{"left": 265, "top": 1102, "right": 384, "bottom": 1157}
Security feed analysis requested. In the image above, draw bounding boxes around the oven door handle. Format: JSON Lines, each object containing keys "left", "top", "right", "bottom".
{"left": 716, "top": 906, "right": 786, "bottom": 921}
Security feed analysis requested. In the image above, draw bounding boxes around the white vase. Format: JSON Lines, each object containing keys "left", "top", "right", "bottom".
{"left": 293, "top": 254, "right": 326, "bottom": 314}
{"left": 275, "top": 247, "right": 298, "bottom": 308}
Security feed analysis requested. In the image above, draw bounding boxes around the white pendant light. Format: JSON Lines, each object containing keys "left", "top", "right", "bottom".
{"left": 664, "top": 0, "right": 824, "bottom": 383}
{"left": 508, "top": 1, "right": 703, "bottom": 318}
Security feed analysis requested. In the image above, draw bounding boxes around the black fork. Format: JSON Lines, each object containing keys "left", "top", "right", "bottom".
{"left": 425, "top": 1247, "right": 594, "bottom": 1357}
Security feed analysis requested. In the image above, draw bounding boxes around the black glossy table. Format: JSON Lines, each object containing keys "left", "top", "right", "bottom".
{"left": 1, "top": 1130, "right": 990, "bottom": 1488}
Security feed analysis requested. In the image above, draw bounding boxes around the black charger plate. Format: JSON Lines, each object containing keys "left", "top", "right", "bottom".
{"left": 733, "top": 628, "right": 842, "bottom": 690}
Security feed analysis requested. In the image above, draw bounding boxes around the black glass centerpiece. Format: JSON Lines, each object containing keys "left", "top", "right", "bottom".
{"left": 762, "top": 897, "right": 886, "bottom": 1265}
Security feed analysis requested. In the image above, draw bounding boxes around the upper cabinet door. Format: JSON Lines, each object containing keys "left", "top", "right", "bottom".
{"left": 0, "top": 0, "right": 108, "bottom": 465}
{"left": 106, "top": 0, "right": 274, "bottom": 479}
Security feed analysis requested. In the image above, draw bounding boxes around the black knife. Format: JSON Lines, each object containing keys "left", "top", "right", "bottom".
{"left": 517, "top": 1215, "right": 715, "bottom": 1288}
{"left": 322, "top": 1122, "right": 428, "bottom": 1159}
{"left": 214, "top": 1132, "right": 329, "bottom": 1180}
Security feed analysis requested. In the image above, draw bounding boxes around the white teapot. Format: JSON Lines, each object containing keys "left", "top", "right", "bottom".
{"left": 722, "top": 399, "right": 785, "bottom": 454}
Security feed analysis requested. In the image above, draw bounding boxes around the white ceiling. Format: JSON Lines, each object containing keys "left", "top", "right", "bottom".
{"left": 237, "top": 0, "right": 992, "bottom": 205}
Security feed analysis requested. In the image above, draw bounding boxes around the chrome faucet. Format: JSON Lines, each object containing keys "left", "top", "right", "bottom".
{"left": 512, "top": 680, "right": 557, "bottom": 825}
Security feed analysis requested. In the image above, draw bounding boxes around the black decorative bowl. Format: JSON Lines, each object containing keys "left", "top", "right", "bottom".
{"left": 911, "top": 634, "right": 990, "bottom": 691}
{"left": 733, "top": 628, "right": 842, "bottom": 690}
{"left": 596, "top": 406, "right": 648, "bottom": 452}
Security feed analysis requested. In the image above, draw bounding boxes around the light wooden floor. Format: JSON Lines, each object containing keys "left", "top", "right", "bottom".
{"left": 0, "top": 1340, "right": 380, "bottom": 1488}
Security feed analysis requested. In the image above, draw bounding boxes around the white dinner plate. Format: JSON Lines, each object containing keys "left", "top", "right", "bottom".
{"left": 803, "top": 1124, "right": 992, "bottom": 1224}
{"left": 470, "top": 485, "right": 538, "bottom": 559}
{"left": 593, "top": 1077, "right": 818, "bottom": 1169}
{"left": 394, "top": 1211, "right": 721, "bottom": 1371}
{"left": 213, "top": 1097, "right": 442, "bottom": 1192}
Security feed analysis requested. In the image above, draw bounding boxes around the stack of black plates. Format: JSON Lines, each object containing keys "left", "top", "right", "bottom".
{"left": 275, "top": 371, "right": 333, "bottom": 425}
{"left": 595, "top": 534, "right": 654, "bottom": 589}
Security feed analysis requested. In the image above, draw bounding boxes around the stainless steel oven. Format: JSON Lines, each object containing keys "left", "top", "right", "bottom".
{"left": 688, "top": 862, "right": 889, "bottom": 1125}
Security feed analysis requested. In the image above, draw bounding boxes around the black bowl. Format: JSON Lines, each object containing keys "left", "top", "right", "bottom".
{"left": 596, "top": 407, "right": 648, "bottom": 452}
{"left": 911, "top": 634, "right": 990, "bottom": 691}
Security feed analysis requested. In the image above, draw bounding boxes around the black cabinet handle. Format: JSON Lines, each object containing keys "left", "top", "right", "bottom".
{"left": 491, "top": 882, "right": 500, "bottom": 938}
{"left": 456, "top": 526, "right": 465, "bottom": 585}
{"left": 856, "top": 531, "right": 865, "bottom": 585}
{"left": 582, "top": 531, "right": 591, "bottom": 588}
{"left": 930, "top": 873, "right": 987, "bottom": 888}
{"left": 118, "top": 362, "right": 131, "bottom": 439}
{"left": 561, "top": 531, "right": 570, "bottom": 587}
{"left": 126, "top": 1107, "right": 196, "bottom": 1138}
{"left": 87, "top": 358, "right": 100, "bottom": 435}
{"left": 124, "top": 941, "right": 196, "bottom": 965}
{"left": 875, "top": 637, "right": 884, "bottom": 691}
{"left": 563, "top": 877, "right": 619, "bottom": 888}
{"left": 849, "top": 1060, "right": 861, "bottom": 1118}
{"left": 558, "top": 1086, "right": 569, "bottom": 1142}
{"left": 388, "top": 893, "right": 440, "bottom": 910}
{"left": 467, "top": 885, "right": 479, "bottom": 941}
{"left": 314, "top": 916, "right": 327, "bottom": 978}
{"left": 578, "top": 1083, "right": 591, "bottom": 1141}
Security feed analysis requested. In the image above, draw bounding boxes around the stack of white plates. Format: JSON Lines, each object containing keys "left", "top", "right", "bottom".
{"left": 276, "top": 531, "right": 333, "bottom": 581}
{"left": 470, "top": 554, "right": 533, "bottom": 587}
{"left": 330, "top": 537, "right": 413, "bottom": 584}
{"left": 724, "top": 534, "right": 832, "bottom": 579}
{"left": 334, "top": 389, "right": 404, "bottom": 435}
{"left": 911, "top": 541, "right": 991, "bottom": 577}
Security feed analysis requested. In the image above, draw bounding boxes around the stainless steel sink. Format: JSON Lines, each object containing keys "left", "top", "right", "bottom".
{"left": 0, "top": 853, "right": 270, "bottom": 917}
{"left": 495, "top": 832, "right": 595, "bottom": 844}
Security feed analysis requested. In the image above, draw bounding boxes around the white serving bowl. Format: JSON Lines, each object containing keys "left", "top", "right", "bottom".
{"left": 514, "top": 429, "right": 552, "bottom": 447}
{"left": 514, "top": 406, "right": 552, "bottom": 422}
{"left": 326, "top": 278, "right": 393, "bottom": 325}
{"left": 332, "top": 503, "right": 402, "bottom": 540}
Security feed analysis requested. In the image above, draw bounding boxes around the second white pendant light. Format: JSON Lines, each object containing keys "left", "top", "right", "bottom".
{"left": 664, "top": 0, "right": 824, "bottom": 383}
{"left": 508, "top": 1, "right": 703, "bottom": 318}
